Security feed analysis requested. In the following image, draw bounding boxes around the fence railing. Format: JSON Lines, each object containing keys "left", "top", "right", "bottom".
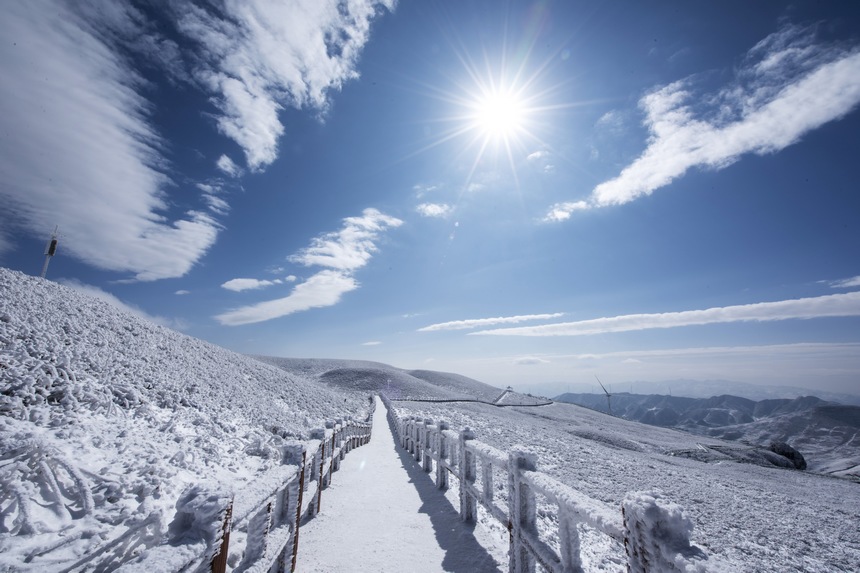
{"left": 381, "top": 393, "right": 708, "bottom": 573}
{"left": 116, "top": 398, "right": 375, "bottom": 573}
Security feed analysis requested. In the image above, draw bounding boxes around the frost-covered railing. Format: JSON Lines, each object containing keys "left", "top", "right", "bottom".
{"left": 380, "top": 393, "right": 708, "bottom": 573}
{"left": 117, "top": 400, "right": 375, "bottom": 573}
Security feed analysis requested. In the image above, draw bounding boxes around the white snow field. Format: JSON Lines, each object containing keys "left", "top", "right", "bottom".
{"left": 1, "top": 266, "right": 859, "bottom": 572}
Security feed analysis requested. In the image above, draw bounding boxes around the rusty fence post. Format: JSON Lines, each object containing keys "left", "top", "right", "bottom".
{"left": 290, "top": 450, "right": 307, "bottom": 572}
{"left": 210, "top": 497, "right": 233, "bottom": 573}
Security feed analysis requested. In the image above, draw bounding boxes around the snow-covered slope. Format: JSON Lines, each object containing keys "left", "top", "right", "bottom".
{"left": 557, "top": 392, "right": 860, "bottom": 480}
{"left": 389, "top": 399, "right": 860, "bottom": 572}
{"left": 0, "top": 269, "right": 372, "bottom": 569}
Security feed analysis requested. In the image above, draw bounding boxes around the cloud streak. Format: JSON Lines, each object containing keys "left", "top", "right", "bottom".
{"left": 546, "top": 25, "right": 860, "bottom": 221}
{"left": 419, "top": 313, "right": 565, "bottom": 332}
{"left": 221, "top": 278, "right": 283, "bottom": 292}
{"left": 216, "top": 208, "right": 401, "bottom": 325}
{"left": 471, "top": 292, "right": 860, "bottom": 336}
{"left": 0, "top": 2, "right": 221, "bottom": 281}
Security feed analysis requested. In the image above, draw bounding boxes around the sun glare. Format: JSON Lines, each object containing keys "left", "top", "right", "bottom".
{"left": 472, "top": 90, "right": 526, "bottom": 139}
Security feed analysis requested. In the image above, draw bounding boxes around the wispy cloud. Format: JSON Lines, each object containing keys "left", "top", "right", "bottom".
{"left": 514, "top": 356, "right": 550, "bottom": 365}
{"left": 60, "top": 279, "right": 186, "bottom": 330}
{"left": 215, "top": 270, "right": 358, "bottom": 326}
{"left": 472, "top": 292, "right": 860, "bottom": 336}
{"left": 216, "top": 208, "right": 401, "bottom": 325}
{"left": 174, "top": 0, "right": 396, "bottom": 170}
{"left": 546, "top": 25, "right": 860, "bottom": 221}
{"left": 550, "top": 342, "right": 860, "bottom": 362}
{"left": 289, "top": 208, "right": 403, "bottom": 271}
{"left": 362, "top": 341, "right": 382, "bottom": 346}
{"left": 831, "top": 275, "right": 860, "bottom": 289}
{"left": 0, "top": 2, "right": 221, "bottom": 281}
{"left": 221, "top": 278, "right": 283, "bottom": 292}
{"left": 216, "top": 154, "right": 241, "bottom": 177}
{"left": 416, "top": 203, "right": 453, "bottom": 218}
{"left": 526, "top": 150, "right": 554, "bottom": 174}
{"left": 418, "top": 313, "right": 565, "bottom": 332}
{"left": 175, "top": 290, "right": 191, "bottom": 295}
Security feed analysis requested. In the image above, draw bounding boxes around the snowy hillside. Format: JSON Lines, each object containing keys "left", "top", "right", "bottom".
{"left": 0, "top": 269, "right": 374, "bottom": 569}
{"left": 388, "top": 399, "right": 860, "bottom": 572}
{"left": 556, "top": 392, "right": 860, "bottom": 480}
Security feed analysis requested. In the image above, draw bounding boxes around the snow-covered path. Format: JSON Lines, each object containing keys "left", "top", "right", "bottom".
{"left": 296, "top": 397, "right": 502, "bottom": 572}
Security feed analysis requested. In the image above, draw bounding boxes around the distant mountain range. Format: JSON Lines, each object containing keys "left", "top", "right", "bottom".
{"left": 555, "top": 392, "right": 860, "bottom": 482}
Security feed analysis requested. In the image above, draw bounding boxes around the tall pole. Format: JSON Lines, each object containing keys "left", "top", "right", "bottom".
{"left": 40, "top": 226, "right": 59, "bottom": 279}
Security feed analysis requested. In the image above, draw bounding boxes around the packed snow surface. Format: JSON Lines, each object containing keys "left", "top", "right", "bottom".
{"left": 296, "top": 397, "right": 502, "bottom": 572}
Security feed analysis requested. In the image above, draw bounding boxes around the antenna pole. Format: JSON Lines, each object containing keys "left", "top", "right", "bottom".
{"left": 40, "top": 226, "right": 59, "bottom": 279}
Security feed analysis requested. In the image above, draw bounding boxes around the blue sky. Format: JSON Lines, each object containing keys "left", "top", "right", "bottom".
{"left": 2, "top": 0, "right": 860, "bottom": 398}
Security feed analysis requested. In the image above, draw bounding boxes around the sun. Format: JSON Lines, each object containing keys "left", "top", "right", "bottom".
{"left": 470, "top": 89, "right": 527, "bottom": 140}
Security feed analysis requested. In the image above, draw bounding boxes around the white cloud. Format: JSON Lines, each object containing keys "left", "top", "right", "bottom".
{"left": 216, "top": 154, "right": 241, "bottom": 177}
{"left": 59, "top": 279, "right": 184, "bottom": 329}
{"left": 526, "top": 150, "right": 554, "bottom": 173}
{"left": 471, "top": 292, "right": 860, "bottom": 336}
{"left": 543, "top": 201, "right": 590, "bottom": 222}
{"left": 175, "top": 289, "right": 191, "bottom": 295}
{"left": 215, "top": 270, "right": 358, "bottom": 326}
{"left": 514, "top": 356, "right": 550, "bottom": 366}
{"left": 285, "top": 275, "right": 298, "bottom": 282}
{"left": 174, "top": 0, "right": 396, "bottom": 171}
{"left": 362, "top": 341, "right": 382, "bottom": 346}
{"left": 418, "top": 313, "right": 565, "bottom": 332}
{"left": 289, "top": 208, "right": 402, "bottom": 271}
{"left": 547, "top": 25, "right": 860, "bottom": 220}
{"left": 831, "top": 275, "right": 860, "bottom": 289}
{"left": 416, "top": 203, "right": 452, "bottom": 218}
{"left": 217, "top": 208, "right": 400, "bottom": 325}
{"left": 0, "top": 2, "right": 220, "bottom": 282}
{"left": 221, "top": 278, "right": 282, "bottom": 292}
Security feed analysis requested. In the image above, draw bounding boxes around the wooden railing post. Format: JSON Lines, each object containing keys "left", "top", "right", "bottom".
{"left": 458, "top": 428, "right": 477, "bottom": 522}
{"left": 508, "top": 449, "right": 537, "bottom": 573}
{"left": 414, "top": 419, "right": 422, "bottom": 462}
{"left": 622, "top": 491, "right": 706, "bottom": 573}
{"left": 290, "top": 450, "right": 307, "bottom": 573}
{"left": 482, "top": 458, "right": 493, "bottom": 507}
{"left": 436, "top": 422, "right": 449, "bottom": 489}
{"left": 210, "top": 497, "right": 233, "bottom": 573}
{"left": 423, "top": 419, "right": 434, "bottom": 473}
{"left": 326, "top": 421, "right": 336, "bottom": 480}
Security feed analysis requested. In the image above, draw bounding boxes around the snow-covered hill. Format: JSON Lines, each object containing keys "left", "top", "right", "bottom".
{"left": 556, "top": 392, "right": 860, "bottom": 480}
{"left": 0, "top": 269, "right": 374, "bottom": 569}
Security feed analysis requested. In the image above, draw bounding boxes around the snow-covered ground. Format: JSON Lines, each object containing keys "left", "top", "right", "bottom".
{"left": 388, "top": 399, "right": 860, "bottom": 572}
{"left": 2, "top": 266, "right": 858, "bottom": 571}
{"left": 0, "top": 269, "right": 370, "bottom": 569}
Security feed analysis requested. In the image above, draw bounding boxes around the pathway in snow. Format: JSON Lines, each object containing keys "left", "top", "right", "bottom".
{"left": 295, "top": 397, "right": 503, "bottom": 573}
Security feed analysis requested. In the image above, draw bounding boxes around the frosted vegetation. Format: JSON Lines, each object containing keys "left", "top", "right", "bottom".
{"left": 1, "top": 267, "right": 858, "bottom": 571}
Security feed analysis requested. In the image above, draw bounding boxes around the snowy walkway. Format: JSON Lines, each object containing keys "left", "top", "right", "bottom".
{"left": 295, "top": 397, "right": 502, "bottom": 573}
